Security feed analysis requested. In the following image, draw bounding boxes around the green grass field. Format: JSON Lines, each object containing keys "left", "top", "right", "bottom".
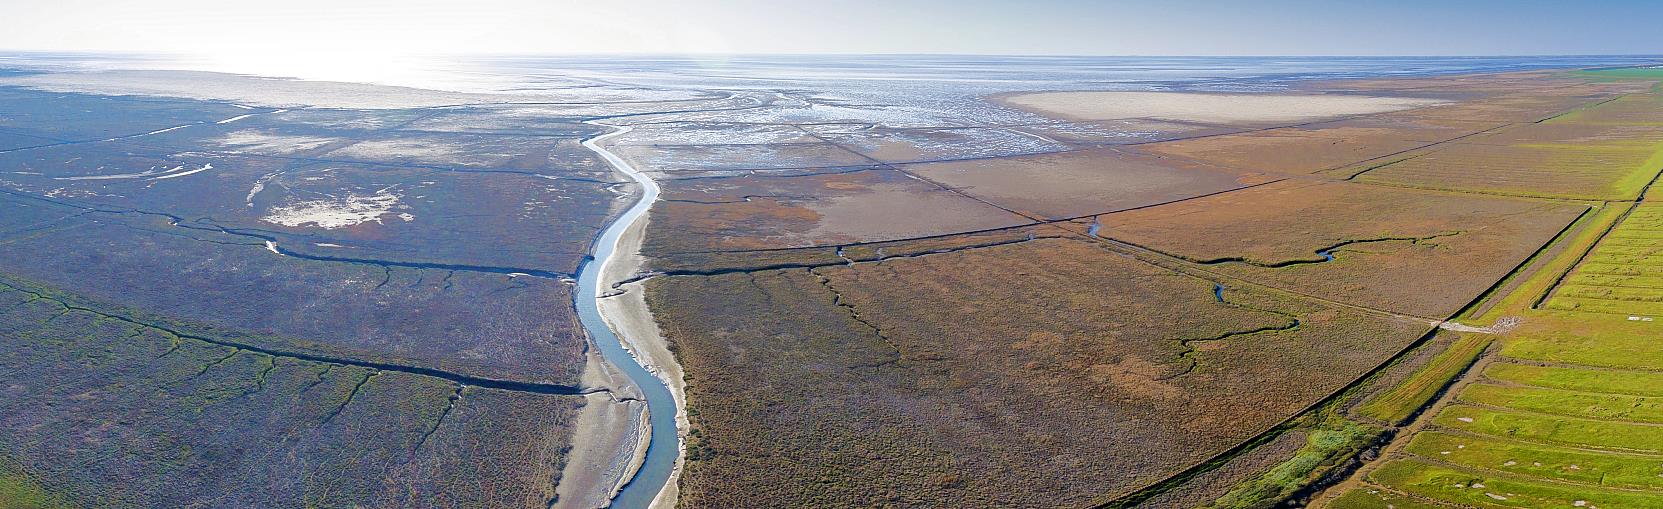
{"left": 0, "top": 460, "right": 66, "bottom": 509}
{"left": 1459, "top": 382, "right": 1663, "bottom": 424}
{"left": 1322, "top": 191, "right": 1663, "bottom": 508}
{"left": 1208, "top": 419, "right": 1381, "bottom": 509}
{"left": 1435, "top": 404, "right": 1663, "bottom": 452}
{"left": 1485, "top": 362, "right": 1663, "bottom": 397}
{"left": 1326, "top": 345, "right": 1663, "bottom": 507}
{"left": 1546, "top": 203, "right": 1663, "bottom": 316}
{"left": 1326, "top": 487, "right": 1451, "bottom": 509}
{"left": 1574, "top": 67, "right": 1663, "bottom": 81}
{"left": 1405, "top": 431, "right": 1663, "bottom": 490}
{"left": 1354, "top": 334, "right": 1490, "bottom": 425}
{"left": 1499, "top": 317, "right": 1663, "bottom": 370}
{"left": 1368, "top": 459, "right": 1663, "bottom": 508}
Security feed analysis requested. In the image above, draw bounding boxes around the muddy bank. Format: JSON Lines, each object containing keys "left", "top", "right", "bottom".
{"left": 597, "top": 214, "right": 688, "bottom": 509}
{"left": 554, "top": 352, "right": 647, "bottom": 508}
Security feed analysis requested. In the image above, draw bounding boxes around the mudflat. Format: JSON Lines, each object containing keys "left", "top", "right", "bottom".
{"left": 999, "top": 90, "right": 1445, "bottom": 124}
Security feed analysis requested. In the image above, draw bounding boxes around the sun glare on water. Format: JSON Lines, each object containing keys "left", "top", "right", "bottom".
{"left": 181, "top": 48, "right": 447, "bottom": 88}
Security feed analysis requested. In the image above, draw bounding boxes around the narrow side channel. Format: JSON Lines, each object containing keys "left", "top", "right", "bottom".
{"left": 575, "top": 120, "right": 678, "bottom": 508}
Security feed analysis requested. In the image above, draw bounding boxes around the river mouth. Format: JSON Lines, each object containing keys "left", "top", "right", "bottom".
{"left": 575, "top": 121, "right": 678, "bottom": 508}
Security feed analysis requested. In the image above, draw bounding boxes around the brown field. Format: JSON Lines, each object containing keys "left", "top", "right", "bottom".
{"left": 622, "top": 69, "right": 1663, "bottom": 508}
{"left": 1312, "top": 71, "right": 1647, "bottom": 121}
{"left": 1141, "top": 114, "right": 1505, "bottom": 175}
{"left": 621, "top": 67, "right": 1663, "bottom": 509}
{"left": 1093, "top": 180, "right": 1587, "bottom": 317}
{"left": 652, "top": 237, "right": 1425, "bottom": 508}
{"left": 10, "top": 62, "right": 1661, "bottom": 509}
{"left": 997, "top": 91, "right": 1444, "bottom": 125}
{"left": 1141, "top": 127, "right": 1436, "bottom": 175}
{"left": 1358, "top": 93, "right": 1663, "bottom": 200}
{"left": 1139, "top": 84, "right": 1645, "bottom": 180}
{"left": 642, "top": 168, "right": 1031, "bottom": 254}
{"left": 1555, "top": 93, "right": 1663, "bottom": 124}
{"left": 1405, "top": 91, "right": 1616, "bottom": 122}
{"left": 901, "top": 148, "right": 1272, "bottom": 219}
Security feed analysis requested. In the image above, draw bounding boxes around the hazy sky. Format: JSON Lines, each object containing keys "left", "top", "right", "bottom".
{"left": 4, "top": 0, "right": 1659, "bottom": 57}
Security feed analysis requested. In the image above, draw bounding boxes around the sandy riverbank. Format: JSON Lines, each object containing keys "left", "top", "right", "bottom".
{"left": 996, "top": 90, "right": 1444, "bottom": 124}
{"left": 596, "top": 213, "right": 688, "bottom": 509}
{"left": 554, "top": 350, "right": 648, "bottom": 508}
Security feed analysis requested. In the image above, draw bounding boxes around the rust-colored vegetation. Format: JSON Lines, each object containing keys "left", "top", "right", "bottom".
{"left": 1359, "top": 92, "right": 1663, "bottom": 200}
{"left": 1093, "top": 180, "right": 1585, "bottom": 316}
{"left": 643, "top": 167, "right": 1032, "bottom": 254}
{"left": 651, "top": 238, "right": 1425, "bottom": 507}
{"left": 902, "top": 148, "right": 1272, "bottom": 219}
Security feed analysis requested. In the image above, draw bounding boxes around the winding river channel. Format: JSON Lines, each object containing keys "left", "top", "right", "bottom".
{"left": 577, "top": 121, "right": 677, "bottom": 508}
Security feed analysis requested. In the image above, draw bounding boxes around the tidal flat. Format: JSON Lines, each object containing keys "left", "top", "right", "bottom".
{"left": 2, "top": 56, "right": 1662, "bottom": 508}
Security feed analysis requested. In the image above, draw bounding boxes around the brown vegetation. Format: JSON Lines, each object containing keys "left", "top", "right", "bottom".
{"left": 652, "top": 238, "right": 1425, "bottom": 507}
{"left": 643, "top": 168, "right": 1031, "bottom": 254}
{"left": 1093, "top": 180, "right": 1585, "bottom": 316}
{"left": 902, "top": 148, "right": 1272, "bottom": 219}
{"left": 1359, "top": 92, "right": 1663, "bottom": 200}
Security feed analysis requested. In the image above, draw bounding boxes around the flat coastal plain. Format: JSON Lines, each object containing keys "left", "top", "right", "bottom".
{"left": 636, "top": 66, "right": 1663, "bottom": 508}
{"left": 3, "top": 60, "right": 1663, "bottom": 509}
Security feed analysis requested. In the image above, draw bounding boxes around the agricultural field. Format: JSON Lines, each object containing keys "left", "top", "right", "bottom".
{"left": 1321, "top": 318, "right": 1663, "bottom": 509}
{"left": 1544, "top": 204, "right": 1663, "bottom": 316}
{"left": 1315, "top": 70, "right": 1663, "bottom": 508}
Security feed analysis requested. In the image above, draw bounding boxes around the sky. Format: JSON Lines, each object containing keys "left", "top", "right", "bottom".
{"left": 3, "top": 0, "right": 1659, "bottom": 59}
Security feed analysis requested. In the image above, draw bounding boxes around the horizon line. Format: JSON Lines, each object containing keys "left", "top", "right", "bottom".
{"left": 2, "top": 49, "right": 1662, "bottom": 60}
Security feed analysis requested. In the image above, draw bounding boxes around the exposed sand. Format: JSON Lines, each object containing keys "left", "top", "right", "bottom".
{"left": 595, "top": 214, "right": 688, "bottom": 509}
{"left": 998, "top": 91, "right": 1445, "bottom": 125}
{"left": 148, "top": 163, "right": 214, "bottom": 180}
{"left": 215, "top": 130, "right": 340, "bottom": 155}
{"left": 261, "top": 189, "right": 409, "bottom": 229}
{"left": 554, "top": 350, "right": 648, "bottom": 509}
{"left": 329, "top": 138, "right": 463, "bottom": 160}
